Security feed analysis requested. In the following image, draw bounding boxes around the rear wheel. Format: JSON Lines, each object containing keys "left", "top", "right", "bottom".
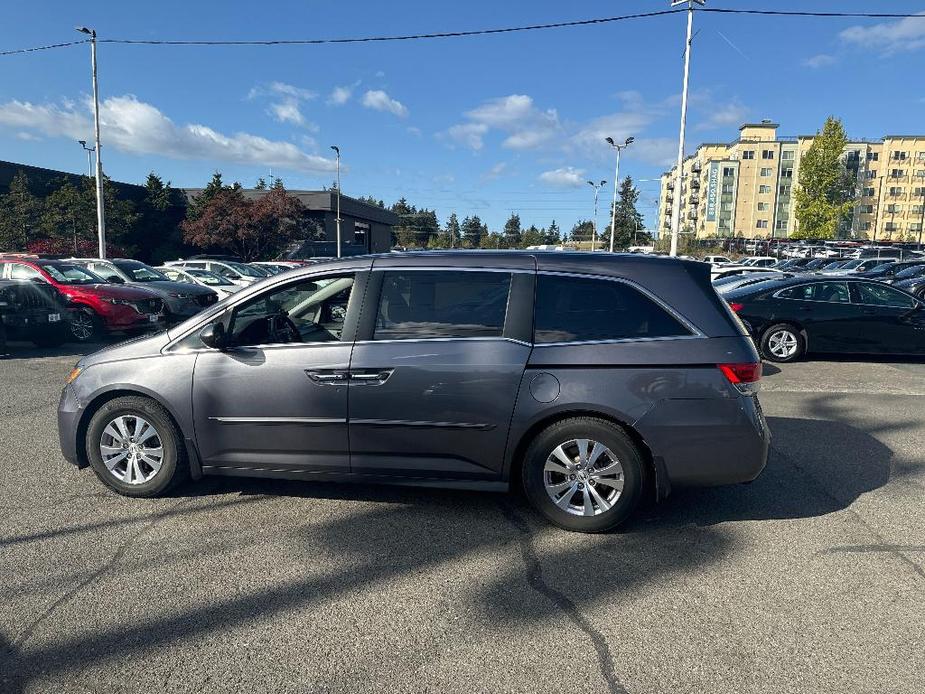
{"left": 85, "top": 396, "right": 188, "bottom": 497}
{"left": 69, "top": 307, "right": 101, "bottom": 343}
{"left": 760, "top": 323, "right": 805, "bottom": 363}
{"left": 522, "top": 417, "right": 643, "bottom": 533}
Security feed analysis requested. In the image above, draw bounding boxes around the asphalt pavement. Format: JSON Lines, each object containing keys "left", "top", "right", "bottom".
{"left": 1, "top": 341, "right": 923, "bottom": 694}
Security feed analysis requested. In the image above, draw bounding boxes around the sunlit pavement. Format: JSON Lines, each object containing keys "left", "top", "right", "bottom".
{"left": 1, "top": 342, "right": 923, "bottom": 694}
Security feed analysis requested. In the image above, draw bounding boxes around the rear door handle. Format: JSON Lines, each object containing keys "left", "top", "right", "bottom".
{"left": 349, "top": 369, "right": 394, "bottom": 384}
{"left": 306, "top": 370, "right": 348, "bottom": 383}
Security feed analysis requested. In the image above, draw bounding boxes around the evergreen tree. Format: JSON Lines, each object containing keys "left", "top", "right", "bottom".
{"left": 445, "top": 212, "right": 461, "bottom": 248}
{"left": 570, "top": 220, "right": 595, "bottom": 244}
{"left": 543, "top": 220, "right": 561, "bottom": 244}
{"left": 603, "top": 176, "right": 645, "bottom": 250}
{"left": 503, "top": 213, "right": 522, "bottom": 247}
{"left": 0, "top": 171, "right": 42, "bottom": 251}
{"left": 793, "top": 116, "right": 857, "bottom": 240}
{"left": 522, "top": 224, "right": 543, "bottom": 247}
{"left": 187, "top": 172, "right": 229, "bottom": 222}
{"left": 255, "top": 177, "right": 268, "bottom": 190}
{"left": 40, "top": 179, "right": 93, "bottom": 255}
{"left": 460, "top": 215, "right": 484, "bottom": 248}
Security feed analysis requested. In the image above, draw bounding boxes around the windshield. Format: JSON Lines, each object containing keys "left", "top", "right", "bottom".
{"left": 188, "top": 269, "right": 234, "bottom": 286}
{"left": 895, "top": 265, "right": 925, "bottom": 279}
{"left": 41, "top": 263, "right": 106, "bottom": 285}
{"left": 840, "top": 259, "right": 863, "bottom": 269}
{"left": 112, "top": 260, "right": 169, "bottom": 282}
{"left": 226, "top": 261, "right": 265, "bottom": 278}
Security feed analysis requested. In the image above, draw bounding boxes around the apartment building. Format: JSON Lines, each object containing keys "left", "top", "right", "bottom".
{"left": 658, "top": 121, "right": 925, "bottom": 241}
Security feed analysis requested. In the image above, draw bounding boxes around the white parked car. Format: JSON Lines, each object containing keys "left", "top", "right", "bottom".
{"left": 702, "top": 255, "right": 732, "bottom": 265}
{"left": 710, "top": 265, "right": 781, "bottom": 281}
{"left": 156, "top": 265, "right": 242, "bottom": 299}
{"left": 164, "top": 259, "right": 265, "bottom": 287}
{"left": 741, "top": 256, "right": 777, "bottom": 267}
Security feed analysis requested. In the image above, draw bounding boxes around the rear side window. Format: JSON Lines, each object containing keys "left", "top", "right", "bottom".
{"left": 778, "top": 282, "right": 849, "bottom": 303}
{"left": 375, "top": 270, "right": 511, "bottom": 340}
{"left": 853, "top": 282, "right": 917, "bottom": 308}
{"left": 534, "top": 274, "right": 691, "bottom": 344}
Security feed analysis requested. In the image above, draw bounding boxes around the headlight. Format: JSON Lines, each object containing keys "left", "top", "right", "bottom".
{"left": 65, "top": 366, "right": 82, "bottom": 384}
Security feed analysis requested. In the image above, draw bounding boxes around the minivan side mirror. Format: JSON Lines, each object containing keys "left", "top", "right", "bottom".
{"left": 199, "top": 321, "right": 227, "bottom": 350}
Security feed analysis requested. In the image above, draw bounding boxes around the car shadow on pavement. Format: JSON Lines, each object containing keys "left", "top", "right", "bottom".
{"left": 0, "top": 414, "right": 901, "bottom": 693}
{"left": 0, "top": 338, "right": 115, "bottom": 360}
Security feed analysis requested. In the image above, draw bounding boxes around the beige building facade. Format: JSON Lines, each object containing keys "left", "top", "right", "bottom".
{"left": 658, "top": 121, "right": 925, "bottom": 241}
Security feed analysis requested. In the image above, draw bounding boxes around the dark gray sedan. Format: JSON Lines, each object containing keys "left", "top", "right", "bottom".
{"left": 58, "top": 252, "right": 769, "bottom": 532}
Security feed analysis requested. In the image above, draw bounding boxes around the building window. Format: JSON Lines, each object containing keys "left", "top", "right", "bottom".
{"left": 885, "top": 222, "right": 898, "bottom": 232}
{"left": 891, "top": 169, "right": 905, "bottom": 178}
{"left": 722, "top": 167, "right": 736, "bottom": 177}
{"left": 756, "top": 220, "right": 769, "bottom": 229}
{"left": 911, "top": 223, "right": 924, "bottom": 232}
{"left": 861, "top": 222, "right": 872, "bottom": 231}
{"left": 741, "top": 151, "right": 754, "bottom": 160}
{"left": 722, "top": 184, "right": 735, "bottom": 194}
{"left": 913, "top": 205, "right": 925, "bottom": 214}
{"left": 781, "top": 168, "right": 793, "bottom": 179}
{"left": 889, "top": 187, "right": 904, "bottom": 196}
{"left": 759, "top": 184, "right": 771, "bottom": 194}
{"left": 721, "top": 202, "right": 734, "bottom": 211}
{"left": 778, "top": 185, "right": 792, "bottom": 195}
{"left": 759, "top": 167, "right": 772, "bottom": 177}
{"left": 917, "top": 152, "right": 925, "bottom": 161}
{"left": 887, "top": 204, "right": 902, "bottom": 213}
{"left": 863, "top": 187, "right": 876, "bottom": 197}
{"left": 757, "top": 202, "right": 769, "bottom": 211}
{"left": 781, "top": 150, "right": 795, "bottom": 161}
{"left": 762, "top": 150, "right": 774, "bottom": 159}
{"left": 866, "top": 170, "right": 877, "bottom": 179}
{"left": 776, "top": 220, "right": 788, "bottom": 230}
{"left": 867, "top": 152, "right": 879, "bottom": 161}
{"left": 892, "top": 151, "right": 907, "bottom": 160}
{"left": 862, "top": 204, "right": 875, "bottom": 213}
{"left": 915, "top": 170, "right": 925, "bottom": 179}
{"left": 915, "top": 187, "right": 925, "bottom": 197}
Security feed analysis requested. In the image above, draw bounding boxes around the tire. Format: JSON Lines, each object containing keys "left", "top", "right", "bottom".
{"left": 759, "top": 323, "right": 805, "bottom": 363}
{"left": 522, "top": 417, "right": 644, "bottom": 533}
{"left": 31, "top": 327, "right": 67, "bottom": 348}
{"left": 85, "top": 395, "right": 188, "bottom": 498}
{"left": 69, "top": 307, "right": 101, "bottom": 343}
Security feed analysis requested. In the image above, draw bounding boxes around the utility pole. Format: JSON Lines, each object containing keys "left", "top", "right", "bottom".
{"left": 668, "top": 0, "right": 704, "bottom": 257}
{"left": 588, "top": 180, "right": 607, "bottom": 252}
{"left": 76, "top": 26, "right": 106, "bottom": 258}
{"left": 605, "top": 137, "right": 634, "bottom": 252}
{"left": 330, "top": 146, "right": 342, "bottom": 258}
{"left": 77, "top": 140, "right": 94, "bottom": 178}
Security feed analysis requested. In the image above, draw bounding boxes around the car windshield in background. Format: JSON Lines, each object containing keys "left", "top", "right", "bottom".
{"left": 41, "top": 263, "right": 105, "bottom": 285}
{"left": 228, "top": 262, "right": 265, "bottom": 278}
{"left": 112, "top": 261, "right": 168, "bottom": 282}
{"left": 187, "top": 269, "right": 234, "bottom": 286}
{"left": 894, "top": 265, "right": 925, "bottom": 280}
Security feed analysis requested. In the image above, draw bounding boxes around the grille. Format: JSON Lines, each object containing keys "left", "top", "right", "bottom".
{"left": 130, "top": 298, "right": 164, "bottom": 314}
{"left": 196, "top": 293, "right": 218, "bottom": 307}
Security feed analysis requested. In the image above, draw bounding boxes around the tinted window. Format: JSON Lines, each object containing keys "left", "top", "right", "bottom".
{"left": 778, "top": 282, "right": 849, "bottom": 303}
{"left": 853, "top": 283, "right": 917, "bottom": 308}
{"left": 9, "top": 263, "right": 40, "bottom": 280}
{"left": 375, "top": 271, "right": 511, "bottom": 340}
{"left": 534, "top": 275, "right": 690, "bottom": 344}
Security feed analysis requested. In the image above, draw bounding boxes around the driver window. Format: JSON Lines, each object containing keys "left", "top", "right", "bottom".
{"left": 90, "top": 263, "right": 121, "bottom": 282}
{"left": 229, "top": 274, "right": 355, "bottom": 347}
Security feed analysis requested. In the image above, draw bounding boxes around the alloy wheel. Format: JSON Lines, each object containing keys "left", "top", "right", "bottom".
{"left": 767, "top": 329, "right": 798, "bottom": 359}
{"left": 543, "top": 438, "right": 624, "bottom": 517}
{"left": 99, "top": 414, "right": 164, "bottom": 485}
{"left": 70, "top": 311, "right": 94, "bottom": 341}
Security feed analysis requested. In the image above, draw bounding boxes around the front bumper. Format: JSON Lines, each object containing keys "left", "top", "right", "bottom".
{"left": 101, "top": 303, "right": 165, "bottom": 331}
{"left": 57, "top": 383, "right": 83, "bottom": 467}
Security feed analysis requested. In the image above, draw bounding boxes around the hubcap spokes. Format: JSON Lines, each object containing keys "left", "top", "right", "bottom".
{"left": 543, "top": 438, "right": 624, "bottom": 517}
{"left": 71, "top": 314, "right": 92, "bottom": 340}
{"left": 100, "top": 415, "right": 163, "bottom": 485}
{"left": 768, "top": 330, "right": 797, "bottom": 358}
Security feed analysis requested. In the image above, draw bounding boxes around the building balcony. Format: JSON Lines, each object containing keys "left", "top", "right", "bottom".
{"left": 690, "top": 179, "right": 701, "bottom": 189}
{"left": 688, "top": 195, "right": 699, "bottom": 205}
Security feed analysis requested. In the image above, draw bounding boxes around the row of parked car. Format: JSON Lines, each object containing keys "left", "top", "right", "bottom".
{"left": 704, "top": 253, "right": 925, "bottom": 362}
{"left": 0, "top": 254, "right": 308, "bottom": 348}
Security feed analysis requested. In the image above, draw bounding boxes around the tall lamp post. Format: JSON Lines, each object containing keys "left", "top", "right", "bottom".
{"left": 605, "top": 136, "right": 634, "bottom": 252}
{"left": 330, "top": 145, "right": 342, "bottom": 258}
{"left": 588, "top": 180, "right": 607, "bottom": 252}
{"left": 76, "top": 26, "right": 106, "bottom": 259}
{"left": 77, "top": 140, "right": 95, "bottom": 178}
{"left": 668, "top": 0, "right": 704, "bottom": 257}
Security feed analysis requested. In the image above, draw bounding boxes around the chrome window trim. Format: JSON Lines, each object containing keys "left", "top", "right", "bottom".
{"left": 532, "top": 334, "right": 707, "bottom": 348}
{"left": 533, "top": 270, "right": 705, "bottom": 341}
{"left": 208, "top": 416, "right": 346, "bottom": 425}
{"left": 354, "top": 336, "right": 531, "bottom": 347}
{"left": 772, "top": 281, "right": 852, "bottom": 305}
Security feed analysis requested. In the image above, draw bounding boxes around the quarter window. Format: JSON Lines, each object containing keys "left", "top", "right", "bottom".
{"left": 375, "top": 271, "right": 511, "bottom": 340}
{"left": 533, "top": 275, "right": 691, "bottom": 344}
{"left": 9, "top": 263, "right": 40, "bottom": 280}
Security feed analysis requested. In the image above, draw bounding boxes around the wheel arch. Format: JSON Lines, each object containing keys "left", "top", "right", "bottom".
{"left": 74, "top": 386, "right": 199, "bottom": 476}
{"left": 505, "top": 409, "right": 662, "bottom": 504}
{"left": 761, "top": 319, "right": 810, "bottom": 354}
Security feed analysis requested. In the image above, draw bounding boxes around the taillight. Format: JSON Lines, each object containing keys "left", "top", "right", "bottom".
{"left": 728, "top": 302, "right": 744, "bottom": 313}
{"left": 718, "top": 362, "right": 762, "bottom": 396}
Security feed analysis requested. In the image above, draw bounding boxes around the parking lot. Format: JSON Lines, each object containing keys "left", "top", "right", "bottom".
{"left": 1, "top": 342, "right": 923, "bottom": 694}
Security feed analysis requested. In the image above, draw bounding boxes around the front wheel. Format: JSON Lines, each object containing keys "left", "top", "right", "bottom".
{"left": 522, "top": 417, "right": 644, "bottom": 533}
{"left": 760, "top": 323, "right": 805, "bottom": 363}
{"left": 69, "top": 307, "right": 101, "bottom": 343}
{"left": 85, "top": 395, "right": 188, "bottom": 497}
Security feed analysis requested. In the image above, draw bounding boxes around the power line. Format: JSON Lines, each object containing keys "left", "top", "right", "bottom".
{"left": 0, "top": 39, "right": 88, "bottom": 56}
{"left": 702, "top": 9, "right": 924, "bottom": 19}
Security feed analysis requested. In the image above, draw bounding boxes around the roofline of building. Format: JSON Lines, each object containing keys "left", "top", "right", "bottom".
{"left": 739, "top": 122, "right": 779, "bottom": 130}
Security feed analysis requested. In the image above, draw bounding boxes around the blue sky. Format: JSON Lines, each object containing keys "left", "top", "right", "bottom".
{"left": 2, "top": 1, "right": 924, "bottom": 233}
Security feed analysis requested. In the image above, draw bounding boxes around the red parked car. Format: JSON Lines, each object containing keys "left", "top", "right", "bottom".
{"left": 0, "top": 258, "right": 165, "bottom": 342}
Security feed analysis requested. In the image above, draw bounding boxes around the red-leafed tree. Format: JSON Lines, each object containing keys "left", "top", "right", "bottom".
{"left": 181, "top": 179, "right": 305, "bottom": 261}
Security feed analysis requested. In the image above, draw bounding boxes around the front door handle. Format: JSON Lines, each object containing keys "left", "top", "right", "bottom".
{"left": 306, "top": 370, "right": 348, "bottom": 383}
{"left": 349, "top": 369, "right": 393, "bottom": 384}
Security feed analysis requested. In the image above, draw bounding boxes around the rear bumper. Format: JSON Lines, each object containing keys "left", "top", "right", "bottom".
{"left": 635, "top": 394, "right": 769, "bottom": 488}
{"left": 57, "top": 384, "right": 83, "bottom": 467}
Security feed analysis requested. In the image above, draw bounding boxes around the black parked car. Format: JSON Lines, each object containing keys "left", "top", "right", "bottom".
{"left": 58, "top": 252, "right": 769, "bottom": 533}
{"left": 894, "top": 273, "right": 925, "bottom": 300}
{"left": 726, "top": 276, "right": 925, "bottom": 362}
{"left": 0, "top": 278, "right": 70, "bottom": 348}
{"left": 854, "top": 259, "right": 925, "bottom": 283}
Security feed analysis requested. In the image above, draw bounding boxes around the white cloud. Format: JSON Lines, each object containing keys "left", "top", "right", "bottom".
{"left": 630, "top": 138, "right": 678, "bottom": 168}
{"left": 327, "top": 85, "right": 354, "bottom": 106}
{"left": 840, "top": 12, "right": 925, "bottom": 55}
{"left": 803, "top": 53, "right": 837, "bottom": 69}
{"left": 481, "top": 162, "right": 507, "bottom": 181}
{"left": 267, "top": 81, "right": 317, "bottom": 101}
{"left": 406, "top": 126, "right": 422, "bottom": 137}
{"left": 361, "top": 89, "right": 409, "bottom": 118}
{"left": 539, "top": 166, "right": 586, "bottom": 188}
{"left": 442, "top": 122, "right": 489, "bottom": 150}
{"left": 269, "top": 99, "right": 306, "bottom": 126}
{"left": 572, "top": 111, "right": 653, "bottom": 152}
{"left": 16, "top": 131, "right": 41, "bottom": 141}
{"left": 458, "top": 94, "right": 560, "bottom": 151}
{"left": 0, "top": 95, "right": 337, "bottom": 173}
{"left": 694, "top": 99, "right": 749, "bottom": 131}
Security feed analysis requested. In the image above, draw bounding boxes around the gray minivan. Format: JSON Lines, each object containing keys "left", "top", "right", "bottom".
{"left": 58, "top": 252, "right": 768, "bottom": 532}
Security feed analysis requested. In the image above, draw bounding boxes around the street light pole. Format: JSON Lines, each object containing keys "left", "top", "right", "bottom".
{"left": 77, "top": 140, "right": 95, "bottom": 177}
{"left": 330, "top": 145, "right": 342, "bottom": 258}
{"left": 668, "top": 0, "right": 703, "bottom": 257}
{"left": 605, "top": 136, "right": 634, "bottom": 252}
{"left": 76, "top": 26, "right": 106, "bottom": 259}
{"left": 588, "top": 180, "right": 607, "bottom": 252}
